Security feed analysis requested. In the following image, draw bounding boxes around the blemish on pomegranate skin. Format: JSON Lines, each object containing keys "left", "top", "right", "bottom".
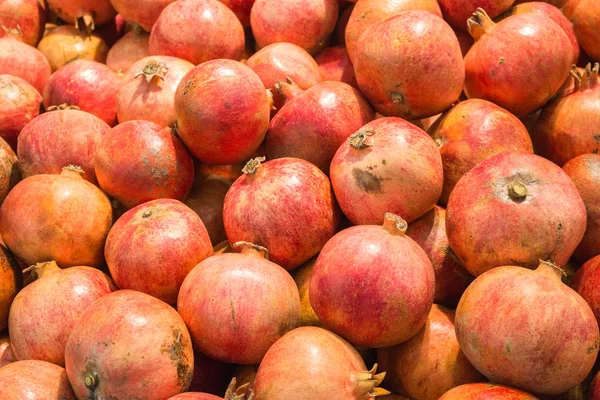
{"left": 352, "top": 168, "right": 383, "bottom": 194}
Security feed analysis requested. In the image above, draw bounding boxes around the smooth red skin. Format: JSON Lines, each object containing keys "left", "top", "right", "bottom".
{"left": 0, "top": 0, "right": 46, "bottom": 46}
{"left": 106, "top": 29, "right": 150, "bottom": 72}
{"left": 455, "top": 265, "right": 599, "bottom": 395}
{"left": 150, "top": 0, "right": 244, "bottom": 65}
{"left": 106, "top": 199, "right": 213, "bottom": 305}
{"left": 573, "top": 255, "right": 600, "bottom": 324}
{"left": 251, "top": 0, "right": 338, "bottom": 54}
{"left": 110, "top": 0, "right": 176, "bottom": 31}
{"left": 345, "top": 0, "right": 442, "bottom": 63}
{"left": 265, "top": 81, "right": 374, "bottom": 173}
{"left": 591, "top": 371, "right": 600, "bottom": 400}
{"left": 65, "top": 290, "right": 194, "bottom": 399}
{"left": 464, "top": 14, "right": 572, "bottom": 117}
{"left": 355, "top": 11, "right": 464, "bottom": 120}
{"left": 17, "top": 109, "right": 110, "bottom": 185}
{"left": 0, "top": 336, "right": 15, "bottom": 368}
{"left": 95, "top": 120, "right": 194, "bottom": 209}
{"left": 454, "top": 27, "right": 474, "bottom": 57}
{"left": 178, "top": 251, "right": 301, "bottom": 364}
{"left": 223, "top": 158, "right": 340, "bottom": 270}
{"left": 334, "top": 3, "right": 354, "bottom": 45}
{"left": 168, "top": 394, "right": 222, "bottom": 400}
{"left": 570, "top": 0, "right": 600, "bottom": 62}
{"left": 406, "top": 207, "right": 474, "bottom": 308}
{"left": 0, "top": 170, "right": 113, "bottom": 267}
{"left": 439, "top": 0, "right": 514, "bottom": 29}
{"left": 46, "top": 0, "right": 116, "bottom": 26}
{"left": 43, "top": 60, "right": 121, "bottom": 126}
{"left": 0, "top": 38, "right": 51, "bottom": 94}
{"left": 189, "top": 351, "right": 235, "bottom": 394}
{"left": 174, "top": 59, "right": 269, "bottom": 165}
{"left": 8, "top": 265, "right": 115, "bottom": 366}
{"left": 0, "top": 75, "right": 42, "bottom": 149}
{"left": 0, "top": 360, "right": 76, "bottom": 399}
{"left": 117, "top": 56, "right": 193, "bottom": 127}
{"left": 315, "top": 46, "right": 358, "bottom": 88}
{"left": 440, "top": 383, "right": 540, "bottom": 399}
{"left": 330, "top": 117, "right": 443, "bottom": 225}
{"left": 429, "top": 99, "right": 533, "bottom": 204}
{"left": 218, "top": 0, "right": 255, "bottom": 26}
{"left": 0, "top": 245, "right": 20, "bottom": 332}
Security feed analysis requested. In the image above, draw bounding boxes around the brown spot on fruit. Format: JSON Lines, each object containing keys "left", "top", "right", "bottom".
{"left": 161, "top": 328, "right": 193, "bottom": 388}
{"left": 352, "top": 168, "right": 383, "bottom": 194}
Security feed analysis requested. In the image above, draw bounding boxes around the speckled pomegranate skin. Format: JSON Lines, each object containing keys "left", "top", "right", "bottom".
{"left": 0, "top": 360, "right": 76, "bottom": 399}
{"left": 0, "top": 38, "right": 51, "bottom": 94}
{"left": 218, "top": 0, "right": 255, "bottom": 26}
{"left": 315, "top": 46, "right": 358, "bottom": 88}
{"left": 0, "top": 245, "right": 20, "bottom": 332}
{"left": 0, "top": 75, "right": 42, "bottom": 149}
{"left": 439, "top": 0, "right": 515, "bottom": 29}
{"left": 106, "top": 30, "right": 150, "bottom": 73}
{"left": 46, "top": 0, "right": 116, "bottom": 27}
{"left": 570, "top": 0, "right": 600, "bottom": 62}
{"left": 439, "top": 383, "right": 539, "bottom": 399}
{"left": 573, "top": 255, "right": 600, "bottom": 324}
{"left": 0, "top": 0, "right": 46, "bottom": 46}
{"left": 110, "top": 0, "right": 176, "bottom": 31}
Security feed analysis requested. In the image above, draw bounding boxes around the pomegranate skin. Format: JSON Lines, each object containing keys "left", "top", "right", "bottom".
{"left": 0, "top": 0, "right": 46, "bottom": 46}
{"left": 110, "top": 0, "right": 176, "bottom": 32}
{"left": 439, "top": 383, "right": 540, "bottom": 399}
{"left": 572, "top": 255, "right": 600, "bottom": 325}
{"left": 355, "top": 11, "right": 464, "bottom": 120}
{"left": 455, "top": 262, "right": 599, "bottom": 395}
{"left": 0, "top": 245, "right": 21, "bottom": 332}
{"left": 0, "top": 75, "right": 42, "bottom": 149}
{"left": 293, "top": 257, "right": 321, "bottom": 327}
{"left": 315, "top": 46, "right": 358, "bottom": 88}
{"left": 17, "top": 109, "right": 110, "bottom": 185}
{"left": 0, "top": 360, "right": 76, "bottom": 399}
{"left": 95, "top": 120, "right": 194, "bottom": 209}
{"left": 223, "top": 157, "right": 340, "bottom": 271}
{"left": 446, "top": 152, "right": 587, "bottom": 276}
{"left": 265, "top": 81, "right": 374, "bottom": 173}
{"left": 0, "top": 336, "right": 15, "bottom": 368}
{"left": 330, "top": 117, "right": 443, "bottom": 225}
{"left": 592, "top": 371, "right": 600, "bottom": 400}
{"left": 218, "top": 0, "right": 255, "bottom": 26}
{"left": 438, "top": 0, "right": 515, "bottom": 29}
{"left": 65, "top": 290, "right": 194, "bottom": 399}
{"left": 8, "top": 261, "right": 115, "bottom": 366}
{"left": 43, "top": 60, "right": 122, "bottom": 126}
{"left": 429, "top": 99, "right": 533, "bottom": 204}
{"left": 570, "top": 0, "right": 600, "bottom": 62}
{"left": 464, "top": 11, "right": 572, "bottom": 117}
{"left": 0, "top": 38, "right": 51, "bottom": 94}
{"left": 149, "top": 0, "right": 244, "bottom": 65}
{"left": 106, "top": 29, "right": 150, "bottom": 73}
{"left": 174, "top": 60, "right": 270, "bottom": 165}
{"left": 45, "top": 0, "right": 116, "bottom": 28}
{"left": 251, "top": 0, "right": 338, "bottom": 54}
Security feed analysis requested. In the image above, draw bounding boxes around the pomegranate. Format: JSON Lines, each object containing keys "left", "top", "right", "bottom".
{"left": 355, "top": 11, "right": 464, "bottom": 119}
{"left": 265, "top": 80, "right": 374, "bottom": 173}
{"left": 315, "top": 46, "right": 358, "bottom": 88}
{"left": 109, "top": 0, "right": 176, "bottom": 32}
{"left": 464, "top": 9, "right": 572, "bottom": 117}
{"left": 253, "top": 326, "right": 389, "bottom": 399}
{"left": 0, "top": 138, "right": 19, "bottom": 204}
{"left": 0, "top": 0, "right": 46, "bottom": 46}
{"left": 592, "top": 372, "right": 600, "bottom": 400}
{"left": 218, "top": 0, "right": 255, "bottom": 27}
{"left": 9, "top": 261, "right": 115, "bottom": 366}
{"left": 189, "top": 351, "right": 236, "bottom": 394}
{"left": 0, "top": 245, "right": 20, "bottom": 332}
{"left": 439, "top": 384, "right": 540, "bottom": 399}
{"left": 45, "top": 0, "right": 116, "bottom": 33}
{"left": 0, "top": 166, "right": 113, "bottom": 267}
{"left": 223, "top": 157, "right": 340, "bottom": 270}
{"left": 309, "top": 213, "right": 435, "bottom": 347}
{"left": 334, "top": 3, "right": 354, "bottom": 45}
{"left": 251, "top": 0, "right": 338, "bottom": 54}
{"left": 0, "top": 75, "right": 42, "bottom": 149}
{"left": 570, "top": 0, "right": 600, "bottom": 62}
{"left": 169, "top": 379, "right": 253, "bottom": 399}
{"left": 150, "top": 0, "right": 244, "bottom": 65}
{"left": 293, "top": 257, "right": 322, "bottom": 327}
{"left": 429, "top": 99, "right": 533, "bottom": 204}
{"left": 0, "top": 37, "right": 51, "bottom": 93}
{"left": 573, "top": 255, "right": 600, "bottom": 324}
{"left": 106, "top": 28, "right": 150, "bottom": 72}
{"left": 95, "top": 13, "right": 127, "bottom": 46}
{"left": 455, "top": 261, "right": 599, "bottom": 394}
{"left": 446, "top": 152, "right": 587, "bottom": 276}
{"left": 174, "top": 60, "right": 270, "bottom": 165}
{"left": 330, "top": 117, "right": 443, "bottom": 225}
{"left": 439, "top": 0, "right": 514, "bottom": 29}
{"left": 0, "top": 336, "right": 15, "bottom": 367}
{"left": 0, "top": 360, "right": 76, "bottom": 399}
{"left": 65, "top": 290, "right": 194, "bottom": 399}
{"left": 17, "top": 108, "right": 110, "bottom": 185}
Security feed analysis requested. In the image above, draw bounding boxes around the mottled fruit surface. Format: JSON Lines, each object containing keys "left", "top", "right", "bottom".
{"left": 0, "top": 38, "right": 51, "bottom": 94}
{"left": 315, "top": 46, "right": 357, "bottom": 88}
{"left": 438, "top": 0, "right": 515, "bottom": 29}
{"left": 573, "top": 255, "right": 600, "bottom": 325}
{"left": 0, "top": 360, "right": 76, "bottom": 399}
{"left": 439, "top": 383, "right": 539, "bottom": 399}
{"left": 37, "top": 25, "right": 109, "bottom": 71}
{"left": 570, "top": 0, "right": 600, "bottom": 62}
{"left": 0, "top": 0, "right": 46, "bottom": 46}
{"left": 106, "top": 29, "right": 150, "bottom": 73}
{"left": 110, "top": 0, "right": 176, "bottom": 31}
{"left": 0, "top": 75, "right": 42, "bottom": 149}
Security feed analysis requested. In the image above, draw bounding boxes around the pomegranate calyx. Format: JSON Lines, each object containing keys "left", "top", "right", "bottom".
{"left": 1, "top": 25, "right": 22, "bottom": 39}
{"left": 537, "top": 259, "right": 567, "bottom": 280}
{"left": 47, "top": 104, "right": 81, "bottom": 111}
{"left": 62, "top": 165, "right": 85, "bottom": 178}
{"left": 22, "top": 261, "right": 61, "bottom": 281}
{"left": 232, "top": 241, "right": 270, "bottom": 260}
{"left": 274, "top": 77, "right": 303, "bottom": 100}
{"left": 225, "top": 378, "right": 254, "bottom": 400}
{"left": 75, "top": 12, "right": 95, "bottom": 36}
{"left": 507, "top": 182, "right": 527, "bottom": 201}
{"left": 348, "top": 129, "right": 375, "bottom": 149}
{"left": 135, "top": 61, "right": 169, "bottom": 84}
{"left": 353, "top": 364, "right": 391, "bottom": 397}
{"left": 467, "top": 8, "right": 495, "bottom": 41}
{"left": 242, "top": 157, "right": 266, "bottom": 175}
{"left": 382, "top": 213, "right": 408, "bottom": 236}
{"left": 84, "top": 372, "right": 99, "bottom": 390}
{"left": 571, "top": 63, "right": 600, "bottom": 91}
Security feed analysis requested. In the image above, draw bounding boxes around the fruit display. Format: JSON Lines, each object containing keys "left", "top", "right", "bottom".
{"left": 1, "top": 1, "right": 600, "bottom": 399}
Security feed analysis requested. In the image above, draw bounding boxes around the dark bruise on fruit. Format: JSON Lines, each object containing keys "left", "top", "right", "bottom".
{"left": 160, "top": 327, "right": 193, "bottom": 388}
{"left": 352, "top": 168, "right": 383, "bottom": 194}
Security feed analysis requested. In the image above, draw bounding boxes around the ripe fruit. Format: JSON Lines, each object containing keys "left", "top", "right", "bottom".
{"left": 0, "top": 0, "right": 46, "bottom": 46}
{"left": 572, "top": 255, "right": 600, "bottom": 325}
{"left": 109, "top": 0, "right": 177, "bottom": 31}
{"left": 0, "top": 37, "right": 51, "bottom": 93}
{"left": 315, "top": 46, "right": 357, "bottom": 88}
{"left": 0, "top": 75, "right": 42, "bottom": 149}
{"left": 106, "top": 28, "right": 150, "bottom": 72}
{"left": 438, "top": 0, "right": 515, "bottom": 30}
{"left": 0, "top": 360, "right": 76, "bottom": 399}
{"left": 439, "top": 383, "right": 539, "bottom": 399}
{"left": 45, "top": 0, "right": 116, "bottom": 32}
{"left": 569, "top": 0, "right": 600, "bottom": 62}
{"left": 218, "top": 0, "right": 255, "bottom": 26}
{"left": 37, "top": 25, "right": 109, "bottom": 71}
{"left": 293, "top": 258, "right": 321, "bottom": 327}
{"left": 0, "top": 245, "right": 21, "bottom": 332}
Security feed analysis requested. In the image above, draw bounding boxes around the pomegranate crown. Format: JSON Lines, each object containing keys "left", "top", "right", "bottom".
{"left": 569, "top": 63, "right": 599, "bottom": 92}
{"left": 225, "top": 378, "right": 254, "bottom": 400}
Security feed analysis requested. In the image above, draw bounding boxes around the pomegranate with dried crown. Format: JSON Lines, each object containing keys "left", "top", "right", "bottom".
{"left": 65, "top": 290, "right": 194, "bottom": 399}
{"left": 251, "top": 0, "right": 338, "bottom": 54}
{"left": 46, "top": 0, "right": 116, "bottom": 33}
{"left": 439, "top": 383, "right": 539, "bottom": 399}
{"left": 149, "top": 0, "right": 244, "bottom": 65}
{"left": 0, "top": 166, "right": 113, "bottom": 267}
{"left": 309, "top": 213, "right": 435, "bottom": 347}
{"left": 106, "top": 29, "right": 150, "bottom": 72}
{"left": 0, "top": 75, "right": 42, "bottom": 149}
{"left": 355, "top": 11, "right": 464, "bottom": 119}
{"left": 573, "top": 255, "right": 600, "bottom": 325}
{"left": 0, "top": 336, "right": 15, "bottom": 367}
{"left": 438, "top": 0, "right": 514, "bottom": 30}
{"left": 223, "top": 157, "right": 340, "bottom": 270}
{"left": 569, "top": 0, "right": 600, "bottom": 62}
{"left": 110, "top": 0, "right": 176, "bottom": 32}
{"left": 464, "top": 9, "right": 572, "bottom": 117}
{"left": 428, "top": 99, "right": 533, "bottom": 204}
{"left": 0, "top": 245, "right": 21, "bottom": 332}
{"left": 0, "top": 0, "right": 46, "bottom": 46}
{"left": 0, "top": 37, "right": 51, "bottom": 93}
{"left": 330, "top": 117, "right": 443, "bottom": 225}
{"left": 0, "top": 360, "right": 76, "bottom": 399}
{"left": 446, "top": 152, "right": 586, "bottom": 276}
{"left": 217, "top": 0, "right": 255, "bottom": 27}
{"left": 315, "top": 46, "right": 357, "bottom": 88}
{"left": 455, "top": 261, "right": 599, "bottom": 395}
{"left": 254, "top": 326, "right": 390, "bottom": 399}
{"left": 174, "top": 59, "right": 270, "bottom": 165}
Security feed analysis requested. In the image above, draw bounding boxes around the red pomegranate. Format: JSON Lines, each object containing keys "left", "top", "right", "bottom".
{"left": 253, "top": 327, "right": 390, "bottom": 399}
{"left": 9, "top": 261, "right": 115, "bottom": 365}
{"left": 439, "top": 383, "right": 539, "bottom": 399}
{"left": 174, "top": 59, "right": 270, "bottom": 165}
{"left": 178, "top": 242, "right": 300, "bottom": 364}
{"left": 334, "top": 3, "right": 354, "bottom": 45}
{"left": 455, "top": 261, "right": 599, "bottom": 395}
{"left": 0, "top": 166, "right": 113, "bottom": 267}
{"left": 0, "top": 0, "right": 46, "bottom": 46}
{"left": 188, "top": 351, "right": 236, "bottom": 394}
{"left": 251, "top": 0, "right": 338, "bottom": 54}
{"left": 0, "top": 75, "right": 42, "bottom": 149}
{"left": 0, "top": 336, "right": 15, "bottom": 368}
{"left": 45, "top": 0, "right": 116, "bottom": 32}
{"left": 315, "top": 46, "right": 357, "bottom": 88}
{"left": 38, "top": 25, "right": 108, "bottom": 72}
{"left": 106, "top": 28, "right": 150, "bottom": 72}
{"left": 265, "top": 80, "right": 374, "bottom": 172}
{"left": 355, "top": 11, "right": 464, "bottom": 119}
{"left": 218, "top": 0, "right": 255, "bottom": 27}
{"left": 453, "top": 28, "right": 474, "bottom": 57}
{"left": 109, "top": 0, "right": 176, "bottom": 32}
{"left": 149, "top": 0, "right": 244, "bottom": 65}
{"left": 591, "top": 371, "right": 600, "bottom": 400}
{"left": 223, "top": 157, "right": 340, "bottom": 270}
{"left": 569, "top": 0, "right": 600, "bottom": 62}
{"left": 446, "top": 152, "right": 587, "bottom": 276}
{"left": 0, "top": 360, "right": 76, "bottom": 399}
{"left": 0, "top": 245, "right": 21, "bottom": 332}
{"left": 330, "top": 117, "right": 443, "bottom": 225}
{"left": 65, "top": 290, "right": 194, "bottom": 399}
{"left": 0, "top": 37, "right": 51, "bottom": 93}
{"left": 429, "top": 99, "right": 533, "bottom": 204}
{"left": 573, "top": 255, "right": 600, "bottom": 326}
{"left": 464, "top": 9, "right": 572, "bottom": 117}
{"left": 438, "top": 0, "right": 515, "bottom": 29}
{"left": 309, "top": 213, "right": 435, "bottom": 347}
{"left": 17, "top": 108, "right": 110, "bottom": 184}
{"left": 293, "top": 258, "right": 321, "bottom": 327}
